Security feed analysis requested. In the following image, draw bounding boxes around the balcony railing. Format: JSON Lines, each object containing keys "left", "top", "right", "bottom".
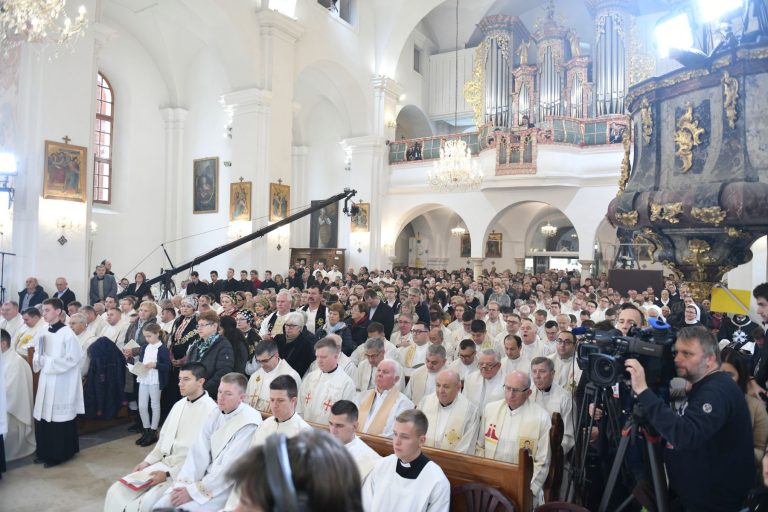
{"left": 388, "top": 133, "right": 480, "bottom": 164}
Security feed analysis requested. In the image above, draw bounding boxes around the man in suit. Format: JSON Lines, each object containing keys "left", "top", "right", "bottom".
{"left": 52, "top": 277, "right": 76, "bottom": 308}
{"left": 364, "top": 289, "right": 394, "bottom": 340}
{"left": 89, "top": 264, "right": 118, "bottom": 305}
{"left": 185, "top": 271, "right": 209, "bottom": 297}
{"left": 18, "top": 277, "right": 49, "bottom": 310}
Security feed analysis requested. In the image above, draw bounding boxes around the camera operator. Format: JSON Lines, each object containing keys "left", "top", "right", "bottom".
{"left": 625, "top": 325, "right": 754, "bottom": 511}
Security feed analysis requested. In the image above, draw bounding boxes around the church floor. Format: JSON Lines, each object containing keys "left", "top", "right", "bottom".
{"left": 1, "top": 425, "right": 149, "bottom": 511}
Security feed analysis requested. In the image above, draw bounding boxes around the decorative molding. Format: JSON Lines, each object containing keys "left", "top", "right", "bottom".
{"left": 639, "top": 97, "right": 652, "bottom": 144}
{"left": 650, "top": 202, "right": 683, "bottom": 223}
{"left": 674, "top": 102, "right": 705, "bottom": 173}
{"left": 464, "top": 41, "right": 488, "bottom": 129}
{"left": 691, "top": 206, "right": 727, "bottom": 226}
{"left": 615, "top": 210, "right": 638, "bottom": 227}
{"left": 722, "top": 71, "right": 739, "bottom": 130}
{"left": 617, "top": 130, "right": 631, "bottom": 194}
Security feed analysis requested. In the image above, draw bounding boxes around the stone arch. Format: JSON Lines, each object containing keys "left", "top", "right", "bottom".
{"left": 395, "top": 104, "right": 434, "bottom": 139}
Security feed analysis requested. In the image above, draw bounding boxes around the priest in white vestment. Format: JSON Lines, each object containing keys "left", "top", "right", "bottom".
{"left": 548, "top": 330, "right": 582, "bottom": 395}
{"left": 153, "top": 373, "right": 261, "bottom": 511}
{"left": 398, "top": 321, "right": 430, "bottom": 377}
{"left": 13, "top": 308, "right": 47, "bottom": 357}
{"left": 328, "top": 400, "right": 381, "bottom": 481}
{"left": 354, "top": 338, "right": 404, "bottom": 395}
{"left": 245, "top": 340, "right": 300, "bottom": 413}
{"left": 104, "top": 363, "right": 217, "bottom": 512}
{"left": 102, "top": 307, "right": 129, "bottom": 348}
{"left": 520, "top": 318, "right": 555, "bottom": 360}
{"left": 305, "top": 333, "right": 357, "bottom": 381}
{"left": 494, "top": 313, "right": 521, "bottom": 346}
{"left": 350, "top": 335, "right": 398, "bottom": 365}
{"left": 405, "top": 344, "right": 447, "bottom": 406}
{"left": 69, "top": 313, "right": 97, "bottom": 377}
{"left": 356, "top": 359, "right": 413, "bottom": 438}
{"left": 389, "top": 314, "right": 415, "bottom": 348}
{"left": 462, "top": 349, "right": 505, "bottom": 411}
{"left": 417, "top": 369, "right": 479, "bottom": 454}
{"left": 297, "top": 337, "right": 355, "bottom": 423}
{"left": 530, "top": 357, "right": 574, "bottom": 454}
{"left": 477, "top": 371, "right": 551, "bottom": 505}
{"left": 33, "top": 298, "right": 85, "bottom": 467}
{"left": 0, "top": 302, "right": 23, "bottom": 341}
{"left": 362, "top": 409, "right": 450, "bottom": 512}
{"left": 428, "top": 327, "right": 455, "bottom": 363}
{"left": 447, "top": 339, "right": 478, "bottom": 385}
{"left": 501, "top": 334, "right": 531, "bottom": 376}
{"left": 1, "top": 331, "right": 35, "bottom": 460}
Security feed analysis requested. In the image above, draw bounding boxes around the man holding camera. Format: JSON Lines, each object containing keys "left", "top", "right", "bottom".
{"left": 625, "top": 325, "right": 754, "bottom": 512}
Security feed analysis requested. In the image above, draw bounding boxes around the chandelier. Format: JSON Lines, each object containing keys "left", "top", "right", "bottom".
{"left": 450, "top": 223, "right": 467, "bottom": 237}
{"left": 428, "top": 0, "right": 483, "bottom": 192}
{"left": 541, "top": 221, "right": 557, "bottom": 238}
{"left": 1, "top": 0, "right": 88, "bottom": 51}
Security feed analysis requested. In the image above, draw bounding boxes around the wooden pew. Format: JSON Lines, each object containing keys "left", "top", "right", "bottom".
{"left": 544, "top": 412, "right": 564, "bottom": 503}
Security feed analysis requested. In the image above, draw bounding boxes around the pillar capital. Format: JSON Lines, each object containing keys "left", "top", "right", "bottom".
{"left": 340, "top": 136, "right": 388, "bottom": 154}
{"left": 220, "top": 88, "right": 272, "bottom": 115}
{"left": 255, "top": 8, "right": 304, "bottom": 43}
{"left": 371, "top": 75, "right": 403, "bottom": 99}
{"left": 159, "top": 107, "right": 188, "bottom": 129}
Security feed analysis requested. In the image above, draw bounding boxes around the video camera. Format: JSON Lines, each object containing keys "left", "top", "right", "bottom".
{"left": 575, "top": 319, "right": 676, "bottom": 388}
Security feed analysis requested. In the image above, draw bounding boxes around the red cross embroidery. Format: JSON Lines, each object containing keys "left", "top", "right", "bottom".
{"left": 304, "top": 391, "right": 312, "bottom": 405}
{"left": 322, "top": 398, "right": 334, "bottom": 411}
{"left": 485, "top": 423, "right": 498, "bottom": 441}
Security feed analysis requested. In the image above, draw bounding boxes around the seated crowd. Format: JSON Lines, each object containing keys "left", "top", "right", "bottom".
{"left": 2, "top": 259, "right": 768, "bottom": 511}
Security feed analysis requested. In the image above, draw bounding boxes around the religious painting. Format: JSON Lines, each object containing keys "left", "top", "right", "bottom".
{"left": 486, "top": 231, "right": 502, "bottom": 258}
{"left": 229, "top": 181, "right": 252, "bottom": 221}
{"left": 460, "top": 233, "right": 471, "bottom": 258}
{"left": 269, "top": 182, "right": 290, "bottom": 221}
{"left": 193, "top": 157, "right": 218, "bottom": 214}
{"left": 350, "top": 202, "right": 369, "bottom": 233}
{"left": 43, "top": 140, "right": 87, "bottom": 202}
{"left": 310, "top": 200, "right": 338, "bottom": 249}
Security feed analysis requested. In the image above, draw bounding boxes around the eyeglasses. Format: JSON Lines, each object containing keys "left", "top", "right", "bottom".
{"left": 503, "top": 386, "right": 530, "bottom": 394}
{"left": 556, "top": 339, "right": 575, "bottom": 345}
{"left": 411, "top": 329, "right": 427, "bottom": 334}
{"left": 284, "top": 324, "right": 299, "bottom": 328}
{"left": 478, "top": 363, "right": 500, "bottom": 370}
{"left": 198, "top": 322, "right": 214, "bottom": 328}
{"left": 256, "top": 353, "right": 276, "bottom": 364}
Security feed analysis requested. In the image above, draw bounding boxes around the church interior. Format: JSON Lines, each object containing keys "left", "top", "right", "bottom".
{"left": 3, "top": 0, "right": 768, "bottom": 510}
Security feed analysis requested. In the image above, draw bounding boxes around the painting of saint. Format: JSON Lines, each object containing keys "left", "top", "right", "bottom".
{"left": 269, "top": 182, "right": 290, "bottom": 222}
{"left": 43, "top": 140, "right": 88, "bottom": 202}
{"left": 350, "top": 202, "right": 369, "bottom": 233}
{"left": 229, "top": 181, "right": 252, "bottom": 221}
{"left": 460, "top": 233, "right": 471, "bottom": 258}
{"left": 486, "top": 232, "right": 502, "bottom": 258}
{"left": 310, "top": 201, "right": 338, "bottom": 248}
{"left": 193, "top": 157, "right": 218, "bottom": 213}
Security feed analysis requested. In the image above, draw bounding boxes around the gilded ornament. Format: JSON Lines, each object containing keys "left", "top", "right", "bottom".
{"left": 615, "top": 210, "right": 638, "bottom": 227}
{"left": 682, "top": 239, "right": 716, "bottom": 268}
{"left": 663, "top": 260, "right": 685, "bottom": 281}
{"left": 626, "top": 68, "right": 708, "bottom": 108}
{"left": 464, "top": 41, "right": 487, "bottom": 129}
{"left": 633, "top": 229, "right": 660, "bottom": 264}
{"left": 650, "top": 202, "right": 683, "bottom": 224}
{"left": 518, "top": 40, "right": 530, "bottom": 65}
{"left": 726, "top": 227, "right": 745, "bottom": 238}
{"left": 628, "top": 17, "right": 656, "bottom": 85}
{"left": 691, "top": 206, "right": 727, "bottom": 226}
{"left": 674, "top": 102, "right": 705, "bottom": 173}
{"left": 640, "top": 97, "right": 652, "bottom": 145}
{"left": 722, "top": 71, "right": 739, "bottom": 129}
{"left": 617, "top": 130, "right": 631, "bottom": 194}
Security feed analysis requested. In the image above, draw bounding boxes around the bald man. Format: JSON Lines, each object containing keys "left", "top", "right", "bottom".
{"left": 417, "top": 369, "right": 479, "bottom": 454}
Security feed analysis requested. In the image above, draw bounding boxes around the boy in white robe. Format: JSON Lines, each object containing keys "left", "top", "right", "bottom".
{"left": 417, "top": 369, "right": 479, "bottom": 455}
{"left": 153, "top": 373, "right": 261, "bottom": 511}
{"left": 328, "top": 400, "right": 381, "bottom": 481}
{"left": 1, "top": 330, "right": 35, "bottom": 461}
{"left": 356, "top": 359, "right": 413, "bottom": 438}
{"left": 245, "top": 340, "right": 300, "bottom": 413}
{"left": 104, "top": 362, "right": 216, "bottom": 512}
{"left": 363, "top": 409, "right": 450, "bottom": 512}
{"left": 297, "top": 337, "right": 355, "bottom": 423}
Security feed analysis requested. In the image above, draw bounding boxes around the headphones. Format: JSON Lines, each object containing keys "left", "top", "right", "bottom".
{"left": 264, "top": 434, "right": 309, "bottom": 512}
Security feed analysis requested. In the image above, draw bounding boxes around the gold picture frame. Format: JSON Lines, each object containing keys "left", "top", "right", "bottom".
{"left": 269, "top": 182, "right": 290, "bottom": 221}
{"left": 43, "top": 140, "right": 87, "bottom": 202}
{"left": 486, "top": 231, "right": 502, "bottom": 258}
{"left": 350, "top": 202, "right": 370, "bottom": 233}
{"left": 229, "top": 181, "right": 252, "bottom": 221}
{"left": 193, "top": 157, "right": 218, "bottom": 214}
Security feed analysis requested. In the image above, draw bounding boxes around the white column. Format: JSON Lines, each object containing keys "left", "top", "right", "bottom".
{"left": 371, "top": 75, "right": 402, "bottom": 138}
{"left": 291, "top": 146, "right": 309, "bottom": 248}
{"left": 159, "top": 107, "right": 188, "bottom": 266}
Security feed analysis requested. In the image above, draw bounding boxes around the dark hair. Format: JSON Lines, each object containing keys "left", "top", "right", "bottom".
{"left": 227, "top": 430, "right": 362, "bottom": 512}
{"left": 270, "top": 374, "right": 298, "bottom": 399}
{"left": 0, "top": 328, "right": 10, "bottom": 346}
{"left": 721, "top": 347, "right": 749, "bottom": 393}
{"left": 330, "top": 399, "right": 358, "bottom": 422}
{"left": 42, "top": 298, "right": 64, "bottom": 311}
{"left": 180, "top": 362, "right": 207, "bottom": 380}
{"left": 754, "top": 283, "right": 768, "bottom": 302}
{"left": 470, "top": 319, "right": 486, "bottom": 333}
{"left": 22, "top": 307, "right": 41, "bottom": 318}
{"left": 395, "top": 409, "right": 429, "bottom": 436}
{"left": 459, "top": 338, "right": 476, "bottom": 350}
{"left": 462, "top": 310, "right": 475, "bottom": 322}
{"left": 544, "top": 320, "right": 558, "bottom": 329}
{"left": 254, "top": 339, "right": 278, "bottom": 357}
{"left": 367, "top": 321, "right": 384, "bottom": 334}
{"left": 504, "top": 334, "right": 522, "bottom": 348}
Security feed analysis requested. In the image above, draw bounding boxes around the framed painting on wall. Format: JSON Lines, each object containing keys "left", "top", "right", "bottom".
{"left": 486, "top": 231, "right": 502, "bottom": 258}
{"left": 193, "top": 157, "right": 218, "bottom": 213}
{"left": 460, "top": 233, "right": 471, "bottom": 258}
{"left": 43, "top": 140, "right": 88, "bottom": 202}
{"left": 310, "top": 200, "right": 338, "bottom": 248}
{"left": 350, "top": 202, "right": 369, "bottom": 233}
{"left": 269, "top": 182, "right": 290, "bottom": 221}
{"left": 229, "top": 181, "right": 252, "bottom": 221}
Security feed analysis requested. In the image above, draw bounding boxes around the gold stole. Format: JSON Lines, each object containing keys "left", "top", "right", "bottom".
{"left": 404, "top": 345, "right": 417, "bottom": 367}
{"left": 210, "top": 407, "right": 260, "bottom": 460}
{"left": 483, "top": 401, "right": 540, "bottom": 462}
{"left": 247, "top": 372, "right": 269, "bottom": 413}
{"left": 423, "top": 395, "right": 470, "bottom": 450}
{"left": 357, "top": 389, "right": 399, "bottom": 435}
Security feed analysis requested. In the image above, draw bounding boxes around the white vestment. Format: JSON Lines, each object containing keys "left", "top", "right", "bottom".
{"left": 87, "top": 315, "right": 108, "bottom": 338}
{"left": 104, "top": 393, "right": 217, "bottom": 512}
{"left": 447, "top": 358, "right": 477, "bottom": 383}
{"left": 297, "top": 366, "right": 356, "bottom": 423}
{"left": 354, "top": 360, "right": 405, "bottom": 395}
{"left": 418, "top": 393, "right": 479, "bottom": 455}
{"left": 485, "top": 318, "right": 504, "bottom": 339}
{"left": 306, "top": 352, "right": 357, "bottom": 382}
{"left": 345, "top": 435, "right": 381, "bottom": 482}
{"left": 521, "top": 338, "right": 555, "bottom": 360}
{"left": 356, "top": 388, "right": 413, "bottom": 438}
{"left": 548, "top": 354, "right": 582, "bottom": 395}
{"left": 390, "top": 331, "right": 413, "bottom": 348}
{"left": 350, "top": 340, "right": 399, "bottom": 365}
{"left": 1, "top": 348, "right": 35, "bottom": 460}
{"left": 462, "top": 370, "right": 505, "bottom": 411}
{"left": 478, "top": 399, "right": 551, "bottom": 501}
{"left": 398, "top": 343, "right": 428, "bottom": 377}
{"left": 0, "top": 314, "right": 23, "bottom": 341}
{"left": 502, "top": 355, "right": 531, "bottom": 376}
{"left": 531, "top": 383, "right": 574, "bottom": 454}
{"left": 33, "top": 324, "right": 85, "bottom": 422}
{"left": 102, "top": 320, "right": 129, "bottom": 348}
{"left": 362, "top": 454, "right": 450, "bottom": 512}
{"left": 494, "top": 329, "right": 518, "bottom": 346}
{"left": 404, "top": 366, "right": 438, "bottom": 406}
{"left": 13, "top": 320, "right": 47, "bottom": 357}
{"left": 153, "top": 402, "right": 261, "bottom": 511}
{"left": 245, "top": 359, "right": 301, "bottom": 413}
{"left": 78, "top": 330, "right": 98, "bottom": 377}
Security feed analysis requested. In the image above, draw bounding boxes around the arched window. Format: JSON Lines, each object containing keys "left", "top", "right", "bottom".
{"left": 94, "top": 72, "right": 114, "bottom": 203}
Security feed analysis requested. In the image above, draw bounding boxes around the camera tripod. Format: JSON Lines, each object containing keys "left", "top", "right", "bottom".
{"left": 598, "top": 402, "right": 669, "bottom": 512}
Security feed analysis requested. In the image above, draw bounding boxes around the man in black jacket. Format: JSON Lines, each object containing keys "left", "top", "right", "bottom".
{"left": 52, "top": 277, "right": 76, "bottom": 308}
{"left": 274, "top": 311, "right": 317, "bottom": 377}
{"left": 185, "top": 271, "right": 209, "bottom": 296}
{"left": 364, "top": 289, "right": 394, "bottom": 340}
{"left": 625, "top": 326, "right": 754, "bottom": 512}
{"left": 209, "top": 270, "right": 224, "bottom": 297}
{"left": 18, "top": 277, "right": 49, "bottom": 310}
{"left": 222, "top": 268, "right": 240, "bottom": 292}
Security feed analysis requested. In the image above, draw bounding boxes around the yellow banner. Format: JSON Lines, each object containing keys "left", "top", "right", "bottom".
{"left": 710, "top": 287, "right": 750, "bottom": 314}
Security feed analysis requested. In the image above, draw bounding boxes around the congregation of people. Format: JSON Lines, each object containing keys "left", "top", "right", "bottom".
{"left": 2, "top": 258, "right": 768, "bottom": 511}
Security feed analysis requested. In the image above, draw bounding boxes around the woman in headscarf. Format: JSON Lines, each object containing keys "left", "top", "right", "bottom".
{"left": 236, "top": 309, "right": 262, "bottom": 375}
{"left": 219, "top": 292, "right": 240, "bottom": 318}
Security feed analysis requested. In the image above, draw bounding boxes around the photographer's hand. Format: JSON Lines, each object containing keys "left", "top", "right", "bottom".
{"left": 625, "top": 358, "right": 648, "bottom": 395}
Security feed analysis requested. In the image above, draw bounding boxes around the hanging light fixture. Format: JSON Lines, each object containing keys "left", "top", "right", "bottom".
{"left": 427, "top": 0, "right": 483, "bottom": 192}
{"left": 450, "top": 223, "right": 466, "bottom": 237}
{"left": 1, "top": 1, "right": 88, "bottom": 52}
{"left": 541, "top": 205, "right": 558, "bottom": 238}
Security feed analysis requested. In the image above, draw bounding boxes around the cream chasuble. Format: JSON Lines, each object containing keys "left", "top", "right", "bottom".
{"left": 419, "top": 393, "right": 479, "bottom": 454}
{"left": 245, "top": 359, "right": 301, "bottom": 413}
{"left": 1, "top": 348, "right": 35, "bottom": 460}
{"left": 297, "top": 366, "right": 355, "bottom": 423}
